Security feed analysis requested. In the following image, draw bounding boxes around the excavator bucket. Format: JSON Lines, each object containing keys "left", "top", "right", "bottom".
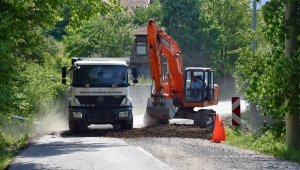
{"left": 143, "top": 98, "right": 177, "bottom": 126}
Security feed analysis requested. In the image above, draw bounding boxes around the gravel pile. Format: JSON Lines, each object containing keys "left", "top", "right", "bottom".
{"left": 60, "top": 124, "right": 213, "bottom": 139}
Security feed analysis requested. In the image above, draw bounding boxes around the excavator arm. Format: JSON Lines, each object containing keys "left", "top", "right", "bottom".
{"left": 147, "top": 19, "right": 184, "bottom": 100}
{"left": 144, "top": 19, "right": 185, "bottom": 124}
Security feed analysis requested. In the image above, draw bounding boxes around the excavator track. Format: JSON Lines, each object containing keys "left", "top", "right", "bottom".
{"left": 194, "top": 109, "right": 216, "bottom": 128}
{"left": 144, "top": 107, "right": 216, "bottom": 128}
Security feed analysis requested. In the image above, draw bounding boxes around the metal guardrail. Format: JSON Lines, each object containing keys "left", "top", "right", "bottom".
{"left": 10, "top": 115, "right": 28, "bottom": 120}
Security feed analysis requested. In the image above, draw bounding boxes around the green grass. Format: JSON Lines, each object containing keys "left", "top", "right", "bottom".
{"left": 0, "top": 133, "right": 29, "bottom": 169}
{"left": 224, "top": 109, "right": 300, "bottom": 164}
{"left": 0, "top": 154, "right": 13, "bottom": 170}
{"left": 137, "top": 75, "right": 152, "bottom": 84}
{"left": 224, "top": 127, "right": 300, "bottom": 164}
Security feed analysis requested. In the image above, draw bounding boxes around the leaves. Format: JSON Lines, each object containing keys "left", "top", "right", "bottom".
{"left": 133, "top": 0, "right": 162, "bottom": 25}
{"left": 234, "top": 1, "right": 300, "bottom": 131}
{"left": 64, "top": 8, "right": 136, "bottom": 58}
{"left": 0, "top": 0, "right": 117, "bottom": 117}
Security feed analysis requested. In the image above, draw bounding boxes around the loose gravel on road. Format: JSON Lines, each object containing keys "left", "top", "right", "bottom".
{"left": 125, "top": 138, "right": 300, "bottom": 170}
{"left": 60, "top": 124, "right": 213, "bottom": 139}
{"left": 57, "top": 117, "right": 300, "bottom": 170}
{"left": 58, "top": 124, "right": 300, "bottom": 170}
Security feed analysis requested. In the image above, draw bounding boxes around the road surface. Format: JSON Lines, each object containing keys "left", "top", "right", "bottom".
{"left": 8, "top": 134, "right": 299, "bottom": 170}
{"left": 8, "top": 135, "right": 171, "bottom": 170}
{"left": 9, "top": 99, "right": 298, "bottom": 170}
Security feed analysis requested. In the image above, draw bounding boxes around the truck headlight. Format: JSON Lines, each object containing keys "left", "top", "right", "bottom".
{"left": 119, "top": 111, "right": 129, "bottom": 117}
{"left": 73, "top": 112, "right": 82, "bottom": 118}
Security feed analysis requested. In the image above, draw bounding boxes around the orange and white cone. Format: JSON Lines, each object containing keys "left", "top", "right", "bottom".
{"left": 211, "top": 114, "right": 222, "bottom": 143}
{"left": 220, "top": 118, "right": 226, "bottom": 141}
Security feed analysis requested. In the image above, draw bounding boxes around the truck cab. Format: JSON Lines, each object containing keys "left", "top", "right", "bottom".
{"left": 62, "top": 57, "right": 138, "bottom": 133}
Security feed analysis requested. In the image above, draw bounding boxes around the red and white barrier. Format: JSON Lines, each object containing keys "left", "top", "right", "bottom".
{"left": 232, "top": 97, "right": 241, "bottom": 126}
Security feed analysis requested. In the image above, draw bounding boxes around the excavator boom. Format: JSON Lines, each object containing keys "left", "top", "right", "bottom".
{"left": 147, "top": 19, "right": 184, "bottom": 99}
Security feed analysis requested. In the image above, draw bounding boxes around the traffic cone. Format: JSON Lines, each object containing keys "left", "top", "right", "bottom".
{"left": 220, "top": 118, "right": 226, "bottom": 141}
{"left": 211, "top": 114, "right": 222, "bottom": 143}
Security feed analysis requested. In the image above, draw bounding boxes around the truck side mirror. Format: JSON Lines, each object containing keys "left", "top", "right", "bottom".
{"left": 132, "top": 67, "right": 138, "bottom": 84}
{"left": 62, "top": 79, "right": 66, "bottom": 84}
{"left": 62, "top": 67, "right": 67, "bottom": 84}
{"left": 62, "top": 67, "right": 67, "bottom": 78}
{"left": 132, "top": 67, "right": 138, "bottom": 79}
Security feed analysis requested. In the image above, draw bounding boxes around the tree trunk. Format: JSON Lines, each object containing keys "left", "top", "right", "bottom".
{"left": 285, "top": 1, "right": 299, "bottom": 149}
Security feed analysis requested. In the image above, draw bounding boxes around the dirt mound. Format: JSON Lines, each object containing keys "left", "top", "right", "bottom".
{"left": 60, "top": 124, "right": 213, "bottom": 140}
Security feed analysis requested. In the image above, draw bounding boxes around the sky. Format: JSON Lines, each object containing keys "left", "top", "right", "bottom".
{"left": 253, "top": 0, "right": 269, "bottom": 9}
{"left": 259, "top": 0, "right": 269, "bottom": 6}
{"left": 261, "top": 0, "right": 269, "bottom": 4}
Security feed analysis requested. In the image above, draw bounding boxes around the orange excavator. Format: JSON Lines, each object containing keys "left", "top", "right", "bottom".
{"left": 144, "top": 19, "right": 219, "bottom": 128}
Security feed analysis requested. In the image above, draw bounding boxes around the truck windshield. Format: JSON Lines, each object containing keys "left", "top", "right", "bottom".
{"left": 73, "top": 65, "right": 128, "bottom": 87}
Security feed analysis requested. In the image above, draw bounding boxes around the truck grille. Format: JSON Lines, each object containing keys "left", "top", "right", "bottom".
{"left": 75, "top": 96, "right": 126, "bottom": 107}
{"left": 87, "top": 108, "right": 114, "bottom": 123}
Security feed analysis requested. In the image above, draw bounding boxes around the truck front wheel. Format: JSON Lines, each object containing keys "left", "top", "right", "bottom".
{"left": 69, "top": 122, "right": 88, "bottom": 133}
{"left": 69, "top": 122, "right": 80, "bottom": 134}
{"left": 120, "top": 122, "right": 133, "bottom": 130}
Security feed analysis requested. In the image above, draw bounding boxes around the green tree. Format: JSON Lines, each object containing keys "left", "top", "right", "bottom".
{"left": 244, "top": 0, "right": 292, "bottom": 121}
{"left": 133, "top": 0, "right": 162, "bottom": 25}
{"left": 48, "top": 7, "right": 70, "bottom": 40}
{"left": 64, "top": 8, "right": 137, "bottom": 58}
{"left": 0, "top": 0, "right": 118, "bottom": 117}
{"left": 160, "top": 0, "right": 201, "bottom": 46}
{"left": 203, "top": 0, "right": 252, "bottom": 76}
{"left": 158, "top": 0, "right": 252, "bottom": 76}
{"left": 234, "top": 8, "right": 267, "bottom": 95}
{"left": 236, "top": 0, "right": 300, "bottom": 145}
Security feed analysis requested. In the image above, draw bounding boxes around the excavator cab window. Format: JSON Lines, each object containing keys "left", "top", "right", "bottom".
{"left": 184, "top": 69, "right": 214, "bottom": 102}
{"left": 208, "top": 70, "right": 215, "bottom": 101}
{"left": 185, "top": 70, "right": 204, "bottom": 102}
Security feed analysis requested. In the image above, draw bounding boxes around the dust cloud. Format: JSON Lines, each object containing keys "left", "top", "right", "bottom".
{"left": 130, "top": 84, "right": 151, "bottom": 128}
{"left": 130, "top": 84, "right": 151, "bottom": 116}
{"left": 34, "top": 100, "right": 69, "bottom": 135}
{"left": 0, "top": 100, "right": 68, "bottom": 141}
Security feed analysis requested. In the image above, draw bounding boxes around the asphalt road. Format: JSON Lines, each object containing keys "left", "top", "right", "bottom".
{"left": 11, "top": 99, "right": 296, "bottom": 170}
{"left": 8, "top": 135, "right": 172, "bottom": 170}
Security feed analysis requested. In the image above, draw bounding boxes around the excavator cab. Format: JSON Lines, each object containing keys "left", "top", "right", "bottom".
{"left": 184, "top": 68, "right": 216, "bottom": 103}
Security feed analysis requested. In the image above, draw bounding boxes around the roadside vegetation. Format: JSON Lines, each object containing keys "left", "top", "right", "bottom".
{"left": 1, "top": 0, "right": 300, "bottom": 169}
{"left": 138, "top": 75, "right": 152, "bottom": 84}
{"left": 224, "top": 109, "right": 300, "bottom": 164}
{"left": 225, "top": 127, "right": 300, "bottom": 164}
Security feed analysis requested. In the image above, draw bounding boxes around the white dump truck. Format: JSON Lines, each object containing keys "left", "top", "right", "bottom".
{"left": 62, "top": 57, "right": 138, "bottom": 133}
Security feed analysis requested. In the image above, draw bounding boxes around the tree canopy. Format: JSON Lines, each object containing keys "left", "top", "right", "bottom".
{"left": 64, "top": 8, "right": 136, "bottom": 58}
{"left": 0, "top": 0, "right": 118, "bottom": 116}
{"left": 234, "top": 0, "right": 300, "bottom": 139}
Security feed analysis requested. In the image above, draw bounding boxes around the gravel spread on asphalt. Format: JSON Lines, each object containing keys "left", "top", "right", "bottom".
{"left": 60, "top": 124, "right": 213, "bottom": 139}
